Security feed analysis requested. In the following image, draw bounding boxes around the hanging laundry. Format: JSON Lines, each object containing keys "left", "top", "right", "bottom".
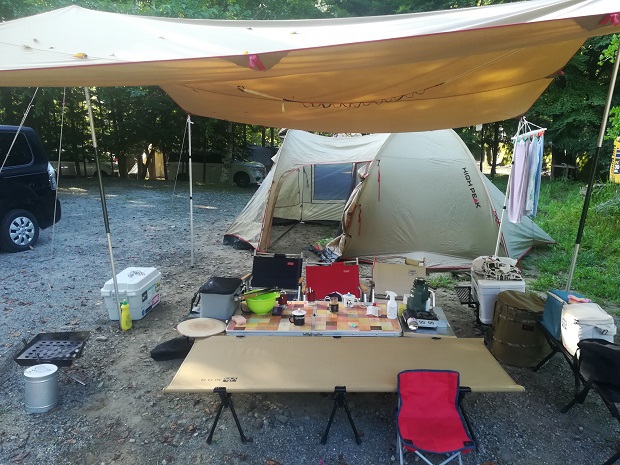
{"left": 526, "top": 135, "right": 544, "bottom": 217}
{"left": 508, "top": 138, "right": 531, "bottom": 223}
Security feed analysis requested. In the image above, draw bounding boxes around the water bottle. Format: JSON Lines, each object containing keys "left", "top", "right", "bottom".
{"left": 120, "top": 299, "right": 132, "bottom": 331}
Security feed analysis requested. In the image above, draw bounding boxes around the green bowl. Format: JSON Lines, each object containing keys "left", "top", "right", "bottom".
{"left": 246, "top": 292, "right": 279, "bottom": 314}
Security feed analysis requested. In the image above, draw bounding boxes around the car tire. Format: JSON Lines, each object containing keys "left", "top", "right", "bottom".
{"left": 0, "top": 209, "right": 40, "bottom": 252}
{"left": 234, "top": 172, "right": 251, "bottom": 187}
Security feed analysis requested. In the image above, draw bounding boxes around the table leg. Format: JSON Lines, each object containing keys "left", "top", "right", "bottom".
{"left": 320, "top": 386, "right": 362, "bottom": 445}
{"left": 207, "top": 387, "right": 251, "bottom": 444}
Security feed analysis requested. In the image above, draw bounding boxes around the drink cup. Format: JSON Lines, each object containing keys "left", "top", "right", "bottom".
{"left": 329, "top": 296, "right": 339, "bottom": 313}
{"left": 289, "top": 309, "right": 305, "bottom": 326}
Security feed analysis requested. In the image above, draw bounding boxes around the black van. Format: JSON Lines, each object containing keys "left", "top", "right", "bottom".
{"left": 0, "top": 125, "right": 61, "bottom": 252}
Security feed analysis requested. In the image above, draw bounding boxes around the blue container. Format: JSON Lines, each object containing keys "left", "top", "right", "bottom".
{"left": 541, "top": 289, "right": 585, "bottom": 340}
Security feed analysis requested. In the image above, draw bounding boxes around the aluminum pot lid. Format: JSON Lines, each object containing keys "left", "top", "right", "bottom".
{"left": 24, "top": 363, "right": 58, "bottom": 379}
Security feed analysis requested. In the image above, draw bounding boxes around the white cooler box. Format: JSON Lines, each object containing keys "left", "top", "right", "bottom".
{"left": 101, "top": 267, "right": 162, "bottom": 321}
{"left": 561, "top": 302, "right": 616, "bottom": 356}
{"left": 471, "top": 271, "right": 525, "bottom": 324}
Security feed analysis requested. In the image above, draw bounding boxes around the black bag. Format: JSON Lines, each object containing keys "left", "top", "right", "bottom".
{"left": 577, "top": 338, "right": 620, "bottom": 387}
{"left": 150, "top": 336, "right": 194, "bottom": 361}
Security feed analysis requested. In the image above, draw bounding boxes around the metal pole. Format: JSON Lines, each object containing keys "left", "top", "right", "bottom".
{"left": 84, "top": 87, "right": 122, "bottom": 325}
{"left": 565, "top": 44, "right": 620, "bottom": 291}
{"left": 187, "top": 115, "right": 195, "bottom": 267}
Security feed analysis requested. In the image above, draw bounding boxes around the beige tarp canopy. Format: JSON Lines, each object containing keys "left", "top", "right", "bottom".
{"left": 0, "top": 0, "right": 619, "bottom": 132}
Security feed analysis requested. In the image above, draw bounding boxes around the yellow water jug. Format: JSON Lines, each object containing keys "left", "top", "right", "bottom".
{"left": 120, "top": 299, "right": 132, "bottom": 331}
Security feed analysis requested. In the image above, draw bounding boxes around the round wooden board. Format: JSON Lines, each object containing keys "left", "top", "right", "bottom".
{"left": 176, "top": 318, "right": 226, "bottom": 338}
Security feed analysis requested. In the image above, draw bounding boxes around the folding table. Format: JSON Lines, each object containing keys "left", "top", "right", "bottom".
{"left": 165, "top": 336, "right": 523, "bottom": 444}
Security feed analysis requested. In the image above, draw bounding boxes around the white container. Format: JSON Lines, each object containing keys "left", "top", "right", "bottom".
{"left": 101, "top": 267, "right": 162, "bottom": 321}
{"left": 561, "top": 303, "right": 616, "bottom": 356}
{"left": 471, "top": 271, "right": 525, "bottom": 324}
{"left": 24, "top": 364, "right": 58, "bottom": 414}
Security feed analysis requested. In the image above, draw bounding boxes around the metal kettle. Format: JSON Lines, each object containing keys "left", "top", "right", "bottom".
{"left": 406, "top": 278, "right": 430, "bottom": 311}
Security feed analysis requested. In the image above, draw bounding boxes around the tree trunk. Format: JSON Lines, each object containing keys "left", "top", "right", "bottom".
{"left": 219, "top": 121, "right": 234, "bottom": 184}
{"left": 140, "top": 144, "right": 155, "bottom": 180}
{"left": 490, "top": 122, "right": 500, "bottom": 178}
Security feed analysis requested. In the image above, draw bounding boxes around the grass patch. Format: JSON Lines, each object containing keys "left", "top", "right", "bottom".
{"left": 489, "top": 176, "right": 620, "bottom": 310}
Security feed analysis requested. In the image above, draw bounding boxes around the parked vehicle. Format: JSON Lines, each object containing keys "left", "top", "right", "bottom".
{"left": 0, "top": 125, "right": 61, "bottom": 252}
{"left": 51, "top": 154, "right": 118, "bottom": 177}
{"left": 167, "top": 151, "right": 266, "bottom": 187}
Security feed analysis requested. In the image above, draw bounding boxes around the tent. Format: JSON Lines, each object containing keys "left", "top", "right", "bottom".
{"left": 0, "top": 0, "right": 618, "bottom": 133}
{"left": 224, "top": 129, "right": 555, "bottom": 268}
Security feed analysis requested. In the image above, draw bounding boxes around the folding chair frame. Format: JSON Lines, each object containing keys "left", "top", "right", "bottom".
{"left": 243, "top": 252, "right": 303, "bottom": 301}
{"left": 559, "top": 347, "right": 620, "bottom": 465}
{"left": 304, "top": 260, "right": 368, "bottom": 301}
{"left": 396, "top": 370, "right": 477, "bottom": 465}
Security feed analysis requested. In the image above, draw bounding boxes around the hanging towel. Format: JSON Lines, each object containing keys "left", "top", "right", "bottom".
{"left": 525, "top": 136, "right": 543, "bottom": 216}
{"left": 508, "top": 139, "right": 530, "bottom": 223}
{"left": 530, "top": 135, "right": 544, "bottom": 217}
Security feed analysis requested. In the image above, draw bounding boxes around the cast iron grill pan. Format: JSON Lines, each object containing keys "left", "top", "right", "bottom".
{"left": 14, "top": 332, "right": 90, "bottom": 367}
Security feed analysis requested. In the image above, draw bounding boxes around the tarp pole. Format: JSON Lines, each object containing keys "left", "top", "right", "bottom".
{"left": 84, "top": 87, "right": 122, "bottom": 325}
{"left": 566, "top": 44, "right": 620, "bottom": 292}
{"left": 187, "top": 115, "right": 195, "bottom": 267}
{"left": 493, "top": 169, "right": 511, "bottom": 256}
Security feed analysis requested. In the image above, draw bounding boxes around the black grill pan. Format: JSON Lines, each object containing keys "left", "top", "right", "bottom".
{"left": 14, "top": 331, "right": 90, "bottom": 367}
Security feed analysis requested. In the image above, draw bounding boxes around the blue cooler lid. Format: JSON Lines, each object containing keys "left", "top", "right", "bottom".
{"left": 200, "top": 277, "right": 242, "bottom": 295}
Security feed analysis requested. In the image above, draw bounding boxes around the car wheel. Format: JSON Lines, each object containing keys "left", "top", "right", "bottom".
{"left": 234, "top": 172, "right": 251, "bottom": 187}
{"left": 0, "top": 209, "right": 40, "bottom": 252}
{"left": 92, "top": 171, "right": 109, "bottom": 177}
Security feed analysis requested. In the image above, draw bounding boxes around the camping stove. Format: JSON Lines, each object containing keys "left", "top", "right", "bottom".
{"left": 409, "top": 310, "right": 439, "bottom": 328}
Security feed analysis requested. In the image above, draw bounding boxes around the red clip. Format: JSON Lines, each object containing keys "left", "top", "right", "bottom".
{"left": 248, "top": 54, "right": 266, "bottom": 71}
{"left": 599, "top": 13, "right": 620, "bottom": 26}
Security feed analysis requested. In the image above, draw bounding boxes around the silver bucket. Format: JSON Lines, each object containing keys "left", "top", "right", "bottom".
{"left": 24, "top": 363, "right": 59, "bottom": 413}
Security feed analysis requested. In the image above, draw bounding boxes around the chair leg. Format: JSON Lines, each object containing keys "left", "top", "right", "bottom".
{"left": 397, "top": 431, "right": 404, "bottom": 465}
{"left": 561, "top": 383, "right": 593, "bottom": 414}
{"left": 603, "top": 448, "right": 620, "bottom": 465}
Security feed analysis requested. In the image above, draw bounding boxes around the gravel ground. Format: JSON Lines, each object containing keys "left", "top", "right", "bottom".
{"left": 0, "top": 179, "right": 618, "bottom": 465}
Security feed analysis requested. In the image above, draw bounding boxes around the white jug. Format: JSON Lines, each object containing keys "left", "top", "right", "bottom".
{"left": 343, "top": 292, "right": 359, "bottom": 308}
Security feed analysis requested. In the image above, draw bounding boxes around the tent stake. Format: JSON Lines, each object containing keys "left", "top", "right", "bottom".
{"left": 566, "top": 44, "right": 620, "bottom": 292}
{"left": 84, "top": 87, "right": 122, "bottom": 325}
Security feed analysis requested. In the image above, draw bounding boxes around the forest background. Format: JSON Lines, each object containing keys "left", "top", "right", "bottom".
{"left": 1, "top": 0, "right": 619, "bottom": 182}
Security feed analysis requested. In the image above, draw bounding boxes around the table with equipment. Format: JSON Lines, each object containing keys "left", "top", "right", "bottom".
{"left": 165, "top": 336, "right": 523, "bottom": 444}
{"left": 226, "top": 301, "right": 402, "bottom": 337}
{"left": 226, "top": 301, "right": 454, "bottom": 338}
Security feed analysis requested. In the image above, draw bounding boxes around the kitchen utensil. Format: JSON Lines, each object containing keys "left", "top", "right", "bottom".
{"left": 246, "top": 292, "right": 279, "bottom": 314}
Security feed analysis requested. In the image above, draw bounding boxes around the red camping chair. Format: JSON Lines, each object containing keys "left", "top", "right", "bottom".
{"left": 396, "top": 370, "right": 476, "bottom": 465}
{"left": 304, "top": 261, "right": 367, "bottom": 301}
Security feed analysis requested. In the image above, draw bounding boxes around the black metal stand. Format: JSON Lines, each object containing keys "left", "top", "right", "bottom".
{"left": 454, "top": 285, "right": 481, "bottom": 325}
{"left": 603, "top": 449, "right": 620, "bottom": 465}
{"left": 207, "top": 387, "right": 251, "bottom": 444}
{"left": 321, "top": 386, "right": 361, "bottom": 445}
{"left": 532, "top": 323, "right": 583, "bottom": 395}
{"left": 536, "top": 325, "right": 620, "bottom": 465}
